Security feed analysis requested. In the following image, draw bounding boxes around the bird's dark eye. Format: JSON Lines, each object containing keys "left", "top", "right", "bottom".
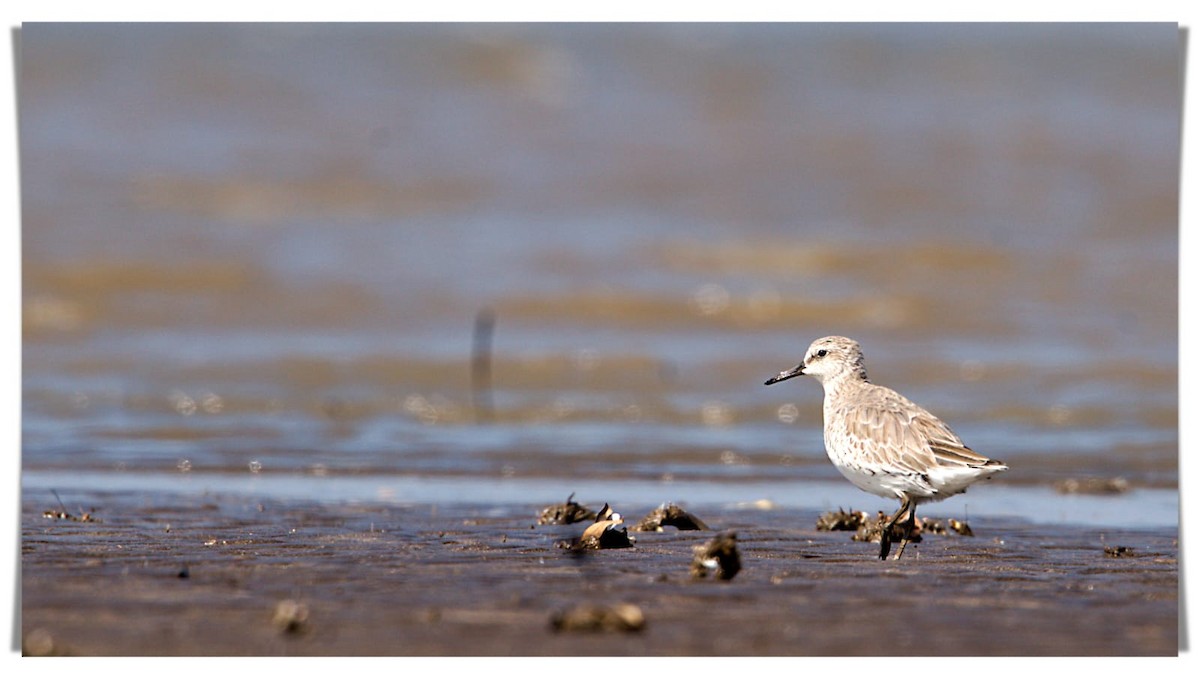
{"left": 816, "top": 349, "right": 828, "bottom": 358}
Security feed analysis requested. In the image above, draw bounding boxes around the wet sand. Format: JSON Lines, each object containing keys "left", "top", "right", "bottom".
{"left": 20, "top": 491, "right": 1178, "bottom": 656}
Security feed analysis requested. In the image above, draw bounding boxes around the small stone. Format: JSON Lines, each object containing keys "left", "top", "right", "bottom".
{"left": 23, "top": 628, "right": 57, "bottom": 656}
{"left": 272, "top": 599, "right": 310, "bottom": 634}
{"left": 550, "top": 603, "right": 645, "bottom": 633}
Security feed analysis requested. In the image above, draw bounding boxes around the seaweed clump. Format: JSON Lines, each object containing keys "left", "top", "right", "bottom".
{"left": 690, "top": 530, "right": 741, "bottom": 581}
{"left": 630, "top": 503, "right": 710, "bottom": 532}
{"left": 816, "top": 508, "right": 867, "bottom": 532}
{"left": 538, "top": 493, "right": 597, "bottom": 525}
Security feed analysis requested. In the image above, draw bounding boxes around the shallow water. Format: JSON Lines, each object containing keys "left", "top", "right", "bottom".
{"left": 20, "top": 24, "right": 1180, "bottom": 520}
{"left": 22, "top": 469, "right": 1179, "bottom": 528}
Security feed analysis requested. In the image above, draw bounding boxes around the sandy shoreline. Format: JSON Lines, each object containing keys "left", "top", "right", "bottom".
{"left": 20, "top": 491, "right": 1178, "bottom": 656}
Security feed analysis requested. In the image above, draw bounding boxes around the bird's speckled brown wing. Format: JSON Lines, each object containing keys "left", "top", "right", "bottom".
{"left": 832, "top": 384, "right": 996, "bottom": 474}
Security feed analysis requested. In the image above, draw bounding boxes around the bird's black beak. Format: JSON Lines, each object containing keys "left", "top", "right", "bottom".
{"left": 764, "top": 364, "right": 804, "bottom": 386}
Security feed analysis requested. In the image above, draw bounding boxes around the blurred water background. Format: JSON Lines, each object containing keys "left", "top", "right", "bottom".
{"left": 20, "top": 23, "right": 1180, "bottom": 525}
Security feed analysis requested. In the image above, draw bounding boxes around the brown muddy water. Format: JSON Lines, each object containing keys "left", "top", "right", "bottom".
{"left": 18, "top": 24, "right": 1181, "bottom": 656}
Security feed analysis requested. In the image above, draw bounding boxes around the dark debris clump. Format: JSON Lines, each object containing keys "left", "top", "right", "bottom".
{"left": 852, "top": 511, "right": 922, "bottom": 545}
{"left": 42, "top": 491, "right": 101, "bottom": 523}
{"left": 558, "top": 503, "right": 634, "bottom": 551}
{"left": 538, "top": 493, "right": 597, "bottom": 525}
{"left": 42, "top": 509, "right": 100, "bottom": 523}
{"left": 630, "top": 503, "right": 710, "bottom": 532}
{"left": 820, "top": 508, "right": 973, "bottom": 543}
{"left": 913, "top": 517, "right": 974, "bottom": 537}
{"left": 690, "top": 530, "right": 741, "bottom": 581}
{"left": 816, "top": 508, "right": 868, "bottom": 532}
{"left": 948, "top": 519, "right": 973, "bottom": 537}
{"left": 921, "top": 518, "right": 948, "bottom": 535}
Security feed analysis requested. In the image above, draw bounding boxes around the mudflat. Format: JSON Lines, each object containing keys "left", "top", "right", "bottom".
{"left": 20, "top": 491, "right": 1178, "bottom": 656}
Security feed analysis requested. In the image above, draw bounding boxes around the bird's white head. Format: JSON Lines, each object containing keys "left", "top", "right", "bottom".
{"left": 764, "top": 335, "right": 868, "bottom": 387}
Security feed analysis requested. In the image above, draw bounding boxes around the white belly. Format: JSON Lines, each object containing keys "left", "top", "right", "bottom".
{"left": 823, "top": 429, "right": 939, "bottom": 501}
{"left": 830, "top": 460, "right": 922, "bottom": 501}
{"left": 826, "top": 442, "right": 999, "bottom": 503}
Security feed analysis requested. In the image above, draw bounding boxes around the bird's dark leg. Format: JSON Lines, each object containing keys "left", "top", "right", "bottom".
{"left": 893, "top": 504, "right": 919, "bottom": 560}
{"left": 878, "top": 499, "right": 911, "bottom": 560}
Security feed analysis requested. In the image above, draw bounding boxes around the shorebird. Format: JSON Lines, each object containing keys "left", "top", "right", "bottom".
{"left": 765, "top": 336, "right": 1007, "bottom": 560}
